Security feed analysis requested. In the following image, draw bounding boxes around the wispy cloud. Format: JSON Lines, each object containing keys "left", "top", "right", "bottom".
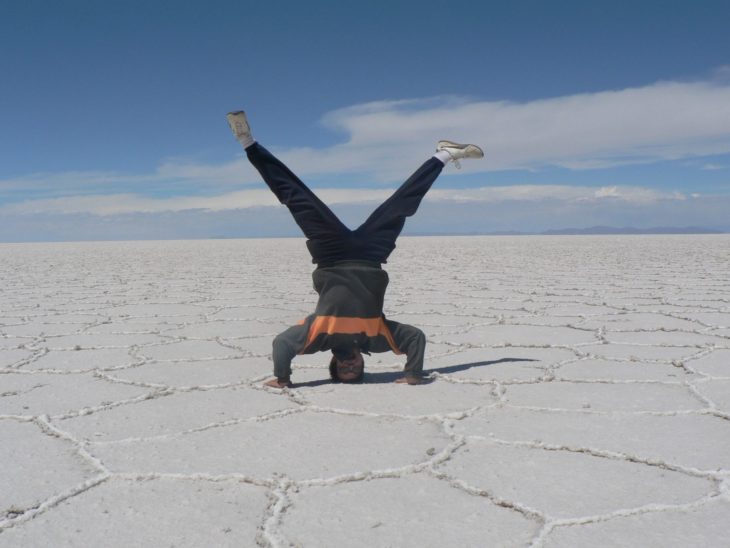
{"left": 0, "top": 188, "right": 392, "bottom": 215}
{"left": 2, "top": 191, "right": 728, "bottom": 243}
{"left": 0, "top": 159, "right": 260, "bottom": 196}
{"left": 428, "top": 184, "right": 684, "bottom": 204}
{"left": 0, "top": 184, "right": 689, "bottom": 216}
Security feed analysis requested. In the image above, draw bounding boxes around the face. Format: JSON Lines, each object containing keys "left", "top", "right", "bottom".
{"left": 335, "top": 348, "right": 364, "bottom": 381}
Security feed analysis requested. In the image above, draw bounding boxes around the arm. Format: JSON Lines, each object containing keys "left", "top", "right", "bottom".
{"left": 272, "top": 322, "right": 309, "bottom": 380}
{"left": 384, "top": 319, "right": 426, "bottom": 380}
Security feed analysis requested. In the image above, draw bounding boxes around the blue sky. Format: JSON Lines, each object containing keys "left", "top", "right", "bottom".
{"left": 2, "top": 0, "right": 730, "bottom": 241}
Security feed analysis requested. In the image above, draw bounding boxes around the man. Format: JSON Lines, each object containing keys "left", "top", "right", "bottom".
{"left": 227, "top": 111, "right": 483, "bottom": 388}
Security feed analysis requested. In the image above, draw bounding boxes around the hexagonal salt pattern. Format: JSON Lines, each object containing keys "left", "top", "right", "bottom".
{"left": 1, "top": 420, "right": 99, "bottom": 521}
{"left": 0, "top": 477, "right": 269, "bottom": 548}
{"left": 542, "top": 499, "right": 730, "bottom": 548}
{"left": 436, "top": 438, "right": 714, "bottom": 519}
{"left": 280, "top": 475, "right": 539, "bottom": 547}
{"left": 452, "top": 407, "right": 730, "bottom": 471}
{"left": 90, "top": 411, "right": 447, "bottom": 480}
{"left": 2, "top": 236, "right": 730, "bottom": 547}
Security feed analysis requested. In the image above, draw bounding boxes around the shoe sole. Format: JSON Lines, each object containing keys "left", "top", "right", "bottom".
{"left": 437, "top": 140, "right": 484, "bottom": 158}
{"left": 227, "top": 111, "right": 251, "bottom": 136}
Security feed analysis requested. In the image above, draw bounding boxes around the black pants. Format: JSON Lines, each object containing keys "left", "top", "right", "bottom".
{"left": 246, "top": 143, "right": 443, "bottom": 264}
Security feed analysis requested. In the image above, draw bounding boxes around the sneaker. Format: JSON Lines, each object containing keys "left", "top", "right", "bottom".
{"left": 227, "top": 111, "right": 252, "bottom": 141}
{"left": 436, "top": 140, "right": 484, "bottom": 169}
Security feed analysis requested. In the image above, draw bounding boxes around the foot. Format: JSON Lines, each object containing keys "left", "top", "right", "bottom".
{"left": 436, "top": 140, "right": 484, "bottom": 169}
{"left": 264, "top": 377, "right": 293, "bottom": 389}
{"left": 394, "top": 376, "right": 427, "bottom": 385}
{"left": 227, "top": 111, "right": 254, "bottom": 146}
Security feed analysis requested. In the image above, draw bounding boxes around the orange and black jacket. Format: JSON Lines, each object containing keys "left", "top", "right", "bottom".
{"left": 271, "top": 260, "right": 426, "bottom": 379}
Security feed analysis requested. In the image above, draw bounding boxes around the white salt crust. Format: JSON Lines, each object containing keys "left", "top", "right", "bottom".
{"left": 1, "top": 235, "right": 729, "bottom": 547}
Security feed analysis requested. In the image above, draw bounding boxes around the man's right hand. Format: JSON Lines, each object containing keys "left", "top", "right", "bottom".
{"left": 394, "top": 376, "right": 427, "bottom": 385}
{"left": 264, "top": 377, "right": 293, "bottom": 389}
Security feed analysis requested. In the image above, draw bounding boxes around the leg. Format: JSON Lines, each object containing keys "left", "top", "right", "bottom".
{"left": 246, "top": 143, "right": 351, "bottom": 263}
{"left": 352, "top": 157, "right": 444, "bottom": 263}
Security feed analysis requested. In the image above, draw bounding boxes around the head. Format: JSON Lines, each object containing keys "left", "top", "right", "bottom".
{"left": 329, "top": 347, "right": 364, "bottom": 383}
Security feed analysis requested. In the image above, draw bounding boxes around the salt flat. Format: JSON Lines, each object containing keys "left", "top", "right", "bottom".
{"left": 1, "top": 235, "right": 729, "bottom": 547}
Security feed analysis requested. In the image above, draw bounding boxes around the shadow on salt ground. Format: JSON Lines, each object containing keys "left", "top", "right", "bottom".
{"left": 293, "top": 357, "right": 536, "bottom": 387}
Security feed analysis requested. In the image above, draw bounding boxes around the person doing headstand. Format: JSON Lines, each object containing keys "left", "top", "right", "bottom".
{"left": 227, "top": 111, "right": 483, "bottom": 388}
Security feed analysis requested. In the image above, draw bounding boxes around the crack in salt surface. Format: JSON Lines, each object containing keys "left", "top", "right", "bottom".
{"left": 2, "top": 236, "right": 730, "bottom": 546}
{"left": 485, "top": 436, "right": 724, "bottom": 480}
{"left": 89, "top": 407, "right": 308, "bottom": 446}
{"left": 529, "top": 493, "right": 725, "bottom": 548}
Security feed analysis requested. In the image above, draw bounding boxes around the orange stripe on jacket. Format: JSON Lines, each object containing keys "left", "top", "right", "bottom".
{"left": 303, "top": 316, "right": 402, "bottom": 355}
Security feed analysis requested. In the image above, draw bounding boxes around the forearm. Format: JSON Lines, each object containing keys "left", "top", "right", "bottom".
{"left": 386, "top": 320, "right": 426, "bottom": 377}
{"left": 272, "top": 323, "right": 308, "bottom": 379}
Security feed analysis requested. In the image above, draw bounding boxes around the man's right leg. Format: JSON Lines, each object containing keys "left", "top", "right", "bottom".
{"left": 228, "top": 112, "right": 350, "bottom": 263}
{"left": 245, "top": 143, "right": 348, "bottom": 239}
{"left": 246, "top": 144, "right": 352, "bottom": 263}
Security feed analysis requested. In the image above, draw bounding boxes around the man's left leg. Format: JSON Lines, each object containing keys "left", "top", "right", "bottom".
{"left": 353, "top": 141, "right": 483, "bottom": 263}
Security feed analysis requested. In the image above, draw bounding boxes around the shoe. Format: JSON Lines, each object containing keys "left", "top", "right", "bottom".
{"left": 436, "top": 140, "right": 484, "bottom": 169}
{"left": 227, "top": 111, "right": 252, "bottom": 141}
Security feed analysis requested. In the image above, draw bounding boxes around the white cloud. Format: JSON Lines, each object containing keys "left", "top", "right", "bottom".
{"left": 0, "top": 191, "right": 267, "bottom": 216}
{"left": 0, "top": 184, "right": 688, "bottom": 216}
{"left": 0, "top": 188, "right": 394, "bottom": 216}
{"left": 3, "top": 77, "right": 730, "bottom": 201}
{"left": 311, "top": 81, "right": 730, "bottom": 175}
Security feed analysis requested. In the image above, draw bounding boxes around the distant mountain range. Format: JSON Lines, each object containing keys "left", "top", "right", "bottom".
{"left": 540, "top": 226, "right": 726, "bottom": 235}
{"left": 408, "top": 226, "right": 727, "bottom": 236}
{"left": 208, "top": 226, "right": 729, "bottom": 239}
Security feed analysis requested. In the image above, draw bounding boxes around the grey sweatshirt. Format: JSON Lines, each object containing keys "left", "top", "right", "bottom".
{"left": 272, "top": 261, "right": 426, "bottom": 379}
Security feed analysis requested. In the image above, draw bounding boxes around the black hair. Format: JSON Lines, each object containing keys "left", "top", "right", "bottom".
{"left": 329, "top": 354, "right": 365, "bottom": 383}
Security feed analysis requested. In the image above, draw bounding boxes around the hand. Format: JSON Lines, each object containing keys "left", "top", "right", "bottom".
{"left": 394, "top": 376, "right": 426, "bottom": 385}
{"left": 264, "top": 378, "right": 293, "bottom": 389}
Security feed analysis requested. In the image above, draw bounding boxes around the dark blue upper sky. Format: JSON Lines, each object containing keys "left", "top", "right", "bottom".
{"left": 3, "top": 0, "right": 728, "bottom": 172}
